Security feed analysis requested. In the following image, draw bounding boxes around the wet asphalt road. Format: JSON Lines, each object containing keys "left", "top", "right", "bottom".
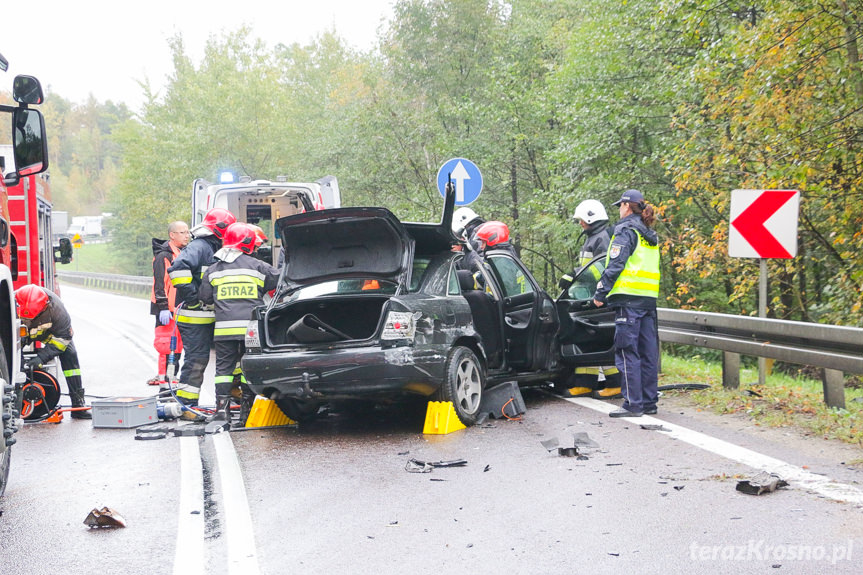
{"left": 0, "top": 286, "right": 861, "bottom": 575}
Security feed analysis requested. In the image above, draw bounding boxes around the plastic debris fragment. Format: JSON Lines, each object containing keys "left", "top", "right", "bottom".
{"left": 736, "top": 472, "right": 789, "bottom": 495}
{"left": 405, "top": 458, "right": 467, "bottom": 473}
{"left": 83, "top": 507, "right": 127, "bottom": 529}
{"left": 640, "top": 424, "right": 671, "bottom": 432}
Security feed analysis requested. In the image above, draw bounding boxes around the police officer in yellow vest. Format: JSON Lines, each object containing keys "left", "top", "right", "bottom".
{"left": 592, "top": 190, "right": 660, "bottom": 417}
{"left": 558, "top": 199, "right": 621, "bottom": 398}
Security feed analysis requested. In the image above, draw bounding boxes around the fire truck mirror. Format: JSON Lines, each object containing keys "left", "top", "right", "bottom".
{"left": 12, "top": 108, "right": 48, "bottom": 177}
{"left": 55, "top": 238, "right": 73, "bottom": 265}
{"left": 12, "top": 75, "right": 44, "bottom": 106}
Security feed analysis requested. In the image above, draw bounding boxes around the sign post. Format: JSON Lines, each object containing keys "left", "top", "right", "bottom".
{"left": 72, "top": 234, "right": 83, "bottom": 271}
{"left": 729, "top": 189, "right": 800, "bottom": 385}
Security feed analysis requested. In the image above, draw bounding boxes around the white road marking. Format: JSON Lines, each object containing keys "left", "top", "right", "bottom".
{"left": 565, "top": 396, "right": 863, "bottom": 505}
{"left": 213, "top": 432, "right": 262, "bottom": 575}
{"left": 174, "top": 437, "right": 206, "bottom": 575}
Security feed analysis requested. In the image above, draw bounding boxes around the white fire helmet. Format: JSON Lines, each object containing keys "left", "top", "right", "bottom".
{"left": 572, "top": 199, "right": 608, "bottom": 225}
{"left": 452, "top": 207, "right": 480, "bottom": 237}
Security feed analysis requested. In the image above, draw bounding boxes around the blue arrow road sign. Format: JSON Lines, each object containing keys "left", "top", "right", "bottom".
{"left": 437, "top": 158, "right": 483, "bottom": 205}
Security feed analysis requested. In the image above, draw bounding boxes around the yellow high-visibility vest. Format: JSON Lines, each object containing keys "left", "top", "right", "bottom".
{"left": 606, "top": 229, "right": 660, "bottom": 298}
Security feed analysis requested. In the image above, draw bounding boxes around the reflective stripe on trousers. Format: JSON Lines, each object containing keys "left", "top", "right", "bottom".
{"left": 176, "top": 322, "right": 214, "bottom": 397}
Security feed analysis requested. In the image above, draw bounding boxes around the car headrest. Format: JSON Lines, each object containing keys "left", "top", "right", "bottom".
{"left": 457, "top": 269, "right": 477, "bottom": 291}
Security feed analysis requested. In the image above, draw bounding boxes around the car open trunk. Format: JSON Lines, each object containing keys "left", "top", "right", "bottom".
{"left": 265, "top": 295, "right": 391, "bottom": 346}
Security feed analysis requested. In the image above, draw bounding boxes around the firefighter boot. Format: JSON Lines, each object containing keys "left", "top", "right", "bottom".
{"left": 237, "top": 386, "right": 256, "bottom": 428}
{"left": 208, "top": 395, "right": 231, "bottom": 423}
{"left": 70, "top": 389, "right": 92, "bottom": 420}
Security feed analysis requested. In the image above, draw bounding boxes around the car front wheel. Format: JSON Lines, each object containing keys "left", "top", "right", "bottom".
{"left": 437, "top": 346, "right": 484, "bottom": 426}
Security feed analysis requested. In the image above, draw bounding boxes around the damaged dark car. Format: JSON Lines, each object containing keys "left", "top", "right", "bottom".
{"left": 241, "top": 189, "right": 616, "bottom": 425}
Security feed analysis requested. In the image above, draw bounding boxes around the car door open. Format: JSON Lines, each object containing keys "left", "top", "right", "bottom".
{"left": 556, "top": 255, "right": 616, "bottom": 367}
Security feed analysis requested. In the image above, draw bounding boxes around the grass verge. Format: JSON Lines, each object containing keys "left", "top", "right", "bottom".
{"left": 57, "top": 241, "right": 127, "bottom": 274}
{"left": 659, "top": 353, "right": 863, "bottom": 446}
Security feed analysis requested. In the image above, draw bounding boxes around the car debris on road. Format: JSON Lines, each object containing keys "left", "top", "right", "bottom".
{"left": 736, "top": 471, "right": 789, "bottom": 495}
{"left": 83, "top": 507, "right": 126, "bottom": 529}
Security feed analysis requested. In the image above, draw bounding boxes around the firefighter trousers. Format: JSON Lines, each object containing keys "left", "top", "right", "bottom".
{"left": 214, "top": 340, "right": 255, "bottom": 425}
{"left": 613, "top": 306, "right": 659, "bottom": 414}
{"left": 176, "top": 322, "right": 214, "bottom": 404}
{"left": 57, "top": 341, "right": 86, "bottom": 406}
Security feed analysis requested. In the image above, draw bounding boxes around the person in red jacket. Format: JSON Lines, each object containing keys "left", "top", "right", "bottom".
{"left": 148, "top": 221, "right": 190, "bottom": 385}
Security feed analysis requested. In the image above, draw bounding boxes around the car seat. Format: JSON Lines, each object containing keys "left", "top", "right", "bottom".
{"left": 457, "top": 269, "right": 503, "bottom": 368}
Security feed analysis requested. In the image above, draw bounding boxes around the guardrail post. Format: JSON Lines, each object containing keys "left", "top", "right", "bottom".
{"left": 821, "top": 369, "right": 846, "bottom": 409}
{"left": 722, "top": 352, "right": 740, "bottom": 389}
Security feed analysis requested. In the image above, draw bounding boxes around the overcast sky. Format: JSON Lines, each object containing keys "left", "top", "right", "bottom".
{"left": 2, "top": 0, "right": 394, "bottom": 111}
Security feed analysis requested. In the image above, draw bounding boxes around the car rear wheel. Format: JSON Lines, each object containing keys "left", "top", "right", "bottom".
{"left": 274, "top": 397, "right": 321, "bottom": 423}
{"left": 437, "top": 346, "right": 484, "bottom": 426}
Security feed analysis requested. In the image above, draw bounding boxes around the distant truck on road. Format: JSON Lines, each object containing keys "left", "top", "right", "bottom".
{"left": 66, "top": 215, "right": 103, "bottom": 237}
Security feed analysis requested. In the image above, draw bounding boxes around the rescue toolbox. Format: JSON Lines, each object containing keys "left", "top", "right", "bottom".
{"left": 91, "top": 396, "right": 158, "bottom": 428}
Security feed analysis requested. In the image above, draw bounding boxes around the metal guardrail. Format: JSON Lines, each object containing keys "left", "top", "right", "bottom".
{"left": 58, "top": 272, "right": 862, "bottom": 408}
{"left": 658, "top": 308, "right": 863, "bottom": 409}
{"left": 58, "top": 271, "right": 151, "bottom": 298}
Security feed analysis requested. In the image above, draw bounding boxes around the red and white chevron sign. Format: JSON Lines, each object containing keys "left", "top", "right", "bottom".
{"left": 729, "top": 189, "right": 800, "bottom": 259}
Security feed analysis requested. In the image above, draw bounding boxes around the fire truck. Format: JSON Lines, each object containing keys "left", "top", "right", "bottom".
{"left": 0, "top": 153, "right": 71, "bottom": 293}
{"left": 191, "top": 173, "right": 341, "bottom": 265}
{"left": 0, "top": 53, "right": 51, "bottom": 496}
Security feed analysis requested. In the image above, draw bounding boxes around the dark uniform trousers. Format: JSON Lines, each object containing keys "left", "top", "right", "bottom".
{"left": 614, "top": 306, "right": 659, "bottom": 413}
{"left": 214, "top": 340, "right": 245, "bottom": 396}
{"left": 58, "top": 340, "right": 85, "bottom": 404}
{"left": 177, "top": 322, "right": 214, "bottom": 396}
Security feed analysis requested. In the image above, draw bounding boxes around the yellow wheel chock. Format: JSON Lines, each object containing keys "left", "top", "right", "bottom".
{"left": 422, "top": 401, "right": 466, "bottom": 435}
{"left": 244, "top": 397, "right": 297, "bottom": 428}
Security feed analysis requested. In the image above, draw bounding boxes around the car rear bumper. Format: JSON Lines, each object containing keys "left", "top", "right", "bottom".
{"left": 242, "top": 345, "right": 448, "bottom": 399}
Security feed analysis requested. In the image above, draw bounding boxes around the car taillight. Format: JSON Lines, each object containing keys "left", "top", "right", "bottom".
{"left": 245, "top": 321, "right": 261, "bottom": 351}
{"left": 381, "top": 311, "right": 416, "bottom": 341}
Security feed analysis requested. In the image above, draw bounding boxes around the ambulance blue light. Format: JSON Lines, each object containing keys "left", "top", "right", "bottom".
{"left": 219, "top": 171, "right": 235, "bottom": 184}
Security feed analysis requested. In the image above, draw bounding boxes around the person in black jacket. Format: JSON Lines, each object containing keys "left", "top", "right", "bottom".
{"left": 167, "top": 208, "right": 236, "bottom": 413}
{"left": 200, "top": 222, "right": 279, "bottom": 425}
{"left": 16, "top": 285, "right": 91, "bottom": 419}
{"left": 148, "top": 220, "right": 189, "bottom": 385}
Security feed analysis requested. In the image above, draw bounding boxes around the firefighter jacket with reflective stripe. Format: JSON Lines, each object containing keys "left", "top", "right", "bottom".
{"left": 594, "top": 214, "right": 660, "bottom": 308}
{"left": 578, "top": 221, "right": 612, "bottom": 267}
{"left": 21, "top": 288, "right": 74, "bottom": 364}
{"left": 200, "top": 250, "right": 279, "bottom": 341}
{"left": 167, "top": 235, "right": 221, "bottom": 323}
{"left": 566, "top": 220, "right": 612, "bottom": 283}
{"left": 151, "top": 238, "right": 182, "bottom": 315}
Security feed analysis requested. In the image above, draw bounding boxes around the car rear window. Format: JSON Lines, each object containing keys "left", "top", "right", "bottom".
{"left": 289, "top": 279, "right": 398, "bottom": 300}
{"left": 410, "top": 258, "right": 431, "bottom": 293}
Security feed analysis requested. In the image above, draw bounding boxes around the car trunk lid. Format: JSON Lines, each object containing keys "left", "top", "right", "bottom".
{"left": 276, "top": 207, "right": 414, "bottom": 291}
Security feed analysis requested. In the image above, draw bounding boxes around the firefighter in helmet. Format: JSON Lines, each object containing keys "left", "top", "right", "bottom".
{"left": 15, "top": 285, "right": 91, "bottom": 419}
{"left": 452, "top": 207, "right": 485, "bottom": 246}
{"left": 200, "top": 222, "right": 280, "bottom": 426}
{"left": 167, "top": 207, "right": 236, "bottom": 415}
{"left": 453, "top": 208, "right": 486, "bottom": 274}
{"left": 474, "top": 220, "right": 527, "bottom": 294}
{"left": 557, "top": 199, "right": 621, "bottom": 398}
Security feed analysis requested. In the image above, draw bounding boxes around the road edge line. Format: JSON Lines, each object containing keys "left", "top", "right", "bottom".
{"left": 212, "top": 432, "right": 262, "bottom": 575}
{"left": 174, "top": 436, "right": 205, "bottom": 575}
{"left": 564, "top": 396, "right": 863, "bottom": 506}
